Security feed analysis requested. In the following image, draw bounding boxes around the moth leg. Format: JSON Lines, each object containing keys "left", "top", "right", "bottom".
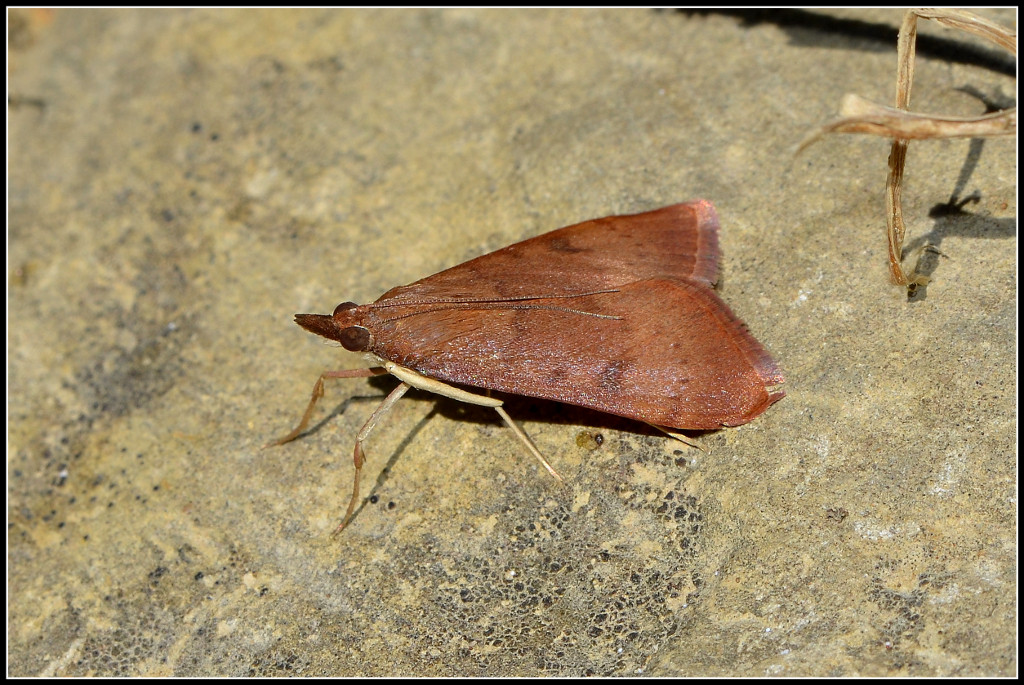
{"left": 265, "top": 367, "right": 389, "bottom": 447}
{"left": 494, "top": 406, "right": 563, "bottom": 483}
{"left": 382, "top": 361, "right": 564, "bottom": 483}
{"left": 649, "top": 424, "right": 707, "bottom": 453}
{"left": 333, "top": 381, "right": 411, "bottom": 535}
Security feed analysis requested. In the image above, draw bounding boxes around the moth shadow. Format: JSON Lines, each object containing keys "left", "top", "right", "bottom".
{"left": 292, "top": 391, "right": 389, "bottom": 443}
{"left": 312, "top": 375, "right": 711, "bottom": 528}
{"left": 298, "top": 375, "right": 711, "bottom": 448}
{"left": 363, "top": 374, "right": 709, "bottom": 445}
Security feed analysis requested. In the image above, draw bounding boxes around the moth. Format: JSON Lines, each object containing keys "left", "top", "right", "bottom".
{"left": 270, "top": 200, "right": 784, "bottom": 532}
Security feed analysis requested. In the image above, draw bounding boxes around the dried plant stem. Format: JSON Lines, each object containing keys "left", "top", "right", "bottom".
{"left": 800, "top": 9, "right": 1016, "bottom": 289}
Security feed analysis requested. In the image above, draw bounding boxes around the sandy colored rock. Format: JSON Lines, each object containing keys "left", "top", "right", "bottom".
{"left": 9, "top": 8, "right": 1016, "bottom": 676}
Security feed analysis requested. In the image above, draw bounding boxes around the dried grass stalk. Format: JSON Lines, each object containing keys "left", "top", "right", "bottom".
{"left": 800, "top": 9, "right": 1016, "bottom": 290}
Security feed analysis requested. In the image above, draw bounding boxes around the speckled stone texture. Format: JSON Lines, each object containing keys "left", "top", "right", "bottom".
{"left": 9, "top": 8, "right": 1016, "bottom": 676}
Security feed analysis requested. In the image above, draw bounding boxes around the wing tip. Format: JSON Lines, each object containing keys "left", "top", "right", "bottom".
{"left": 680, "top": 199, "right": 721, "bottom": 287}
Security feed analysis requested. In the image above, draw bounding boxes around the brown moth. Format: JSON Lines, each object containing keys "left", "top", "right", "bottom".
{"left": 271, "top": 200, "right": 784, "bottom": 532}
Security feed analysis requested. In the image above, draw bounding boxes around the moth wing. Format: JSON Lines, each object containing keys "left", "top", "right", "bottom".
{"left": 375, "top": 200, "right": 721, "bottom": 305}
{"left": 369, "top": 277, "right": 784, "bottom": 430}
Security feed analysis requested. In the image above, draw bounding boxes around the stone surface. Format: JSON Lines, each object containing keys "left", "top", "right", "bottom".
{"left": 8, "top": 8, "right": 1016, "bottom": 676}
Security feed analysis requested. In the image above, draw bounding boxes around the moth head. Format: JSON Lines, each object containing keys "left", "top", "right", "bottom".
{"left": 293, "top": 301, "right": 374, "bottom": 352}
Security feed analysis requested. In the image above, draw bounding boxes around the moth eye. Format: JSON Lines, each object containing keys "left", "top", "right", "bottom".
{"left": 333, "top": 301, "right": 358, "bottom": 317}
{"left": 339, "top": 326, "right": 373, "bottom": 352}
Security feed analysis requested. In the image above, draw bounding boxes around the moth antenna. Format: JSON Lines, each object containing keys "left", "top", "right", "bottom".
{"left": 371, "top": 288, "right": 621, "bottom": 309}
{"left": 374, "top": 300, "right": 623, "bottom": 324}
